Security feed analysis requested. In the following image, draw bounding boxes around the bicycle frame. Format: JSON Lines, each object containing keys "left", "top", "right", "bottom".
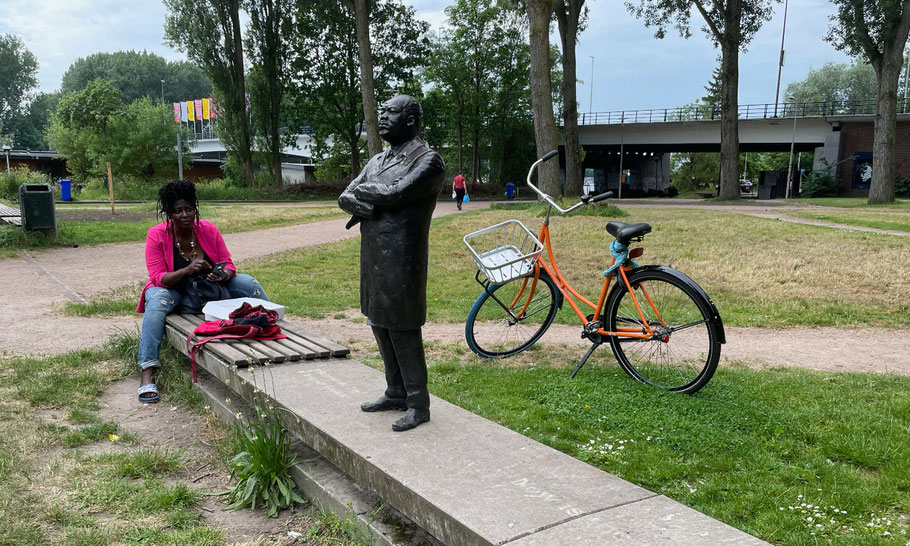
{"left": 502, "top": 152, "right": 663, "bottom": 341}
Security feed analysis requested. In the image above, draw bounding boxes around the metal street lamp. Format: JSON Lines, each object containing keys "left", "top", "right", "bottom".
{"left": 589, "top": 56, "right": 595, "bottom": 113}
{"left": 773, "top": 0, "right": 790, "bottom": 117}
{"left": 2, "top": 145, "right": 10, "bottom": 173}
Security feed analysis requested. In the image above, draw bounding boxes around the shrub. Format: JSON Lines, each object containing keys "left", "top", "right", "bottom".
{"left": 0, "top": 167, "right": 52, "bottom": 200}
{"left": 219, "top": 403, "right": 303, "bottom": 517}
{"left": 896, "top": 177, "right": 910, "bottom": 198}
{"left": 800, "top": 169, "right": 840, "bottom": 198}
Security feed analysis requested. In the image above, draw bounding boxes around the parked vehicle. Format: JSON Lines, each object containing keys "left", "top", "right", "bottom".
{"left": 739, "top": 179, "right": 754, "bottom": 193}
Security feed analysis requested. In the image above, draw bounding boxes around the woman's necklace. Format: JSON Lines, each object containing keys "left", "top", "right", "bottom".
{"left": 174, "top": 231, "right": 198, "bottom": 261}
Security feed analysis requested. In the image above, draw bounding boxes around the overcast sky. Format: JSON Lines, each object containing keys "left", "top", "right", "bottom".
{"left": 1, "top": 0, "right": 853, "bottom": 111}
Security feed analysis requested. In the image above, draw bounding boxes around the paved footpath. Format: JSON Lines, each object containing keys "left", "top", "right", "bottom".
{"left": 0, "top": 201, "right": 485, "bottom": 356}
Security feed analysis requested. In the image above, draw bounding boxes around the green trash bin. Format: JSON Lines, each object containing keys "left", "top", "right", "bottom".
{"left": 18, "top": 183, "right": 58, "bottom": 236}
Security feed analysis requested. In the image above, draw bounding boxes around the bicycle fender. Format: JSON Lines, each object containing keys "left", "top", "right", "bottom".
{"left": 628, "top": 265, "right": 725, "bottom": 344}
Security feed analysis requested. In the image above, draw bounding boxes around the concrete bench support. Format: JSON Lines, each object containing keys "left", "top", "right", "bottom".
{"left": 164, "top": 316, "right": 766, "bottom": 546}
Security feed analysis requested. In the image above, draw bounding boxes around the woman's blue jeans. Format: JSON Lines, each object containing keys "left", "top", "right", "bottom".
{"left": 138, "top": 274, "right": 268, "bottom": 371}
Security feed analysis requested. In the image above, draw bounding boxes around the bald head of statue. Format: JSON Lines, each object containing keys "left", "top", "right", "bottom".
{"left": 378, "top": 95, "right": 422, "bottom": 146}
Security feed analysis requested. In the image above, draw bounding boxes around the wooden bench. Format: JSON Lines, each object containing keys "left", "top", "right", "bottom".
{"left": 0, "top": 204, "right": 22, "bottom": 226}
{"left": 164, "top": 314, "right": 349, "bottom": 367}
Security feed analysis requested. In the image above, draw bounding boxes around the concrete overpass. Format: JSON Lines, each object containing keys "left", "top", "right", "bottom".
{"left": 567, "top": 100, "right": 910, "bottom": 196}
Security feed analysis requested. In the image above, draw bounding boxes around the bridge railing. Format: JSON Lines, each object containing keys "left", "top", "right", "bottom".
{"left": 577, "top": 99, "right": 910, "bottom": 125}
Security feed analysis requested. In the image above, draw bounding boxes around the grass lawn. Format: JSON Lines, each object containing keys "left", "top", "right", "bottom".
{"left": 66, "top": 205, "right": 910, "bottom": 328}
{"left": 391, "top": 341, "right": 910, "bottom": 545}
{"left": 786, "top": 207, "right": 910, "bottom": 232}
{"left": 0, "top": 336, "right": 367, "bottom": 545}
{"left": 789, "top": 198, "right": 910, "bottom": 209}
{"left": 245, "top": 205, "right": 910, "bottom": 328}
{"left": 0, "top": 202, "right": 346, "bottom": 259}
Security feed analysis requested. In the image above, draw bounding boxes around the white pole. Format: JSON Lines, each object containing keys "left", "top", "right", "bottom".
{"left": 786, "top": 114, "right": 797, "bottom": 198}
{"left": 589, "top": 56, "right": 594, "bottom": 113}
{"left": 177, "top": 132, "right": 184, "bottom": 179}
{"left": 773, "top": 0, "right": 789, "bottom": 117}
{"left": 743, "top": 152, "right": 749, "bottom": 193}
{"left": 618, "top": 114, "right": 624, "bottom": 200}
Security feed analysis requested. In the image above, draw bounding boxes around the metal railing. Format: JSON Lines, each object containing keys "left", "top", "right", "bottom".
{"left": 577, "top": 99, "right": 910, "bottom": 125}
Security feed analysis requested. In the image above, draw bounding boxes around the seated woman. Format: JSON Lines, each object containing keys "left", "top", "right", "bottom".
{"left": 136, "top": 180, "right": 268, "bottom": 403}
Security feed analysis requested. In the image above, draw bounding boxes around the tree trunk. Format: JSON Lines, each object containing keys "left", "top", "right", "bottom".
{"left": 526, "top": 0, "right": 560, "bottom": 197}
{"left": 870, "top": 55, "right": 902, "bottom": 203}
{"left": 457, "top": 118, "right": 464, "bottom": 173}
{"left": 230, "top": 1, "right": 255, "bottom": 187}
{"left": 556, "top": 0, "right": 584, "bottom": 196}
{"left": 717, "top": 19, "right": 740, "bottom": 200}
{"left": 352, "top": 0, "right": 382, "bottom": 159}
{"left": 349, "top": 130, "right": 361, "bottom": 175}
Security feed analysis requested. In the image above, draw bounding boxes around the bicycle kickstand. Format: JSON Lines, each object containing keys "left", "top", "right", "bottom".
{"left": 570, "top": 340, "right": 602, "bottom": 379}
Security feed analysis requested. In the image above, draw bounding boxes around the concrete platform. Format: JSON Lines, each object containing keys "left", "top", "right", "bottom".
{"left": 171, "top": 327, "right": 766, "bottom": 545}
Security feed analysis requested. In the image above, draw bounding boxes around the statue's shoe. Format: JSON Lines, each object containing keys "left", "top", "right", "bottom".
{"left": 392, "top": 408, "right": 430, "bottom": 432}
{"left": 360, "top": 395, "right": 407, "bottom": 412}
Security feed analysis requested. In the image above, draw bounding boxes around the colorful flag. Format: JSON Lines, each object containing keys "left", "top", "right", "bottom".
{"left": 245, "top": 93, "right": 250, "bottom": 114}
{"left": 209, "top": 98, "right": 217, "bottom": 119}
{"left": 180, "top": 102, "right": 188, "bottom": 122}
{"left": 194, "top": 99, "right": 202, "bottom": 120}
{"left": 202, "top": 98, "right": 210, "bottom": 120}
{"left": 186, "top": 101, "right": 195, "bottom": 122}
{"left": 173, "top": 103, "right": 180, "bottom": 122}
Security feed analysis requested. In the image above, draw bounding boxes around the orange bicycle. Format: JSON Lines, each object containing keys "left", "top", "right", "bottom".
{"left": 463, "top": 151, "right": 725, "bottom": 394}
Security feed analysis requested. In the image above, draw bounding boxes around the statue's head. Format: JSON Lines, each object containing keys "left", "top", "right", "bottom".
{"left": 379, "top": 95, "right": 421, "bottom": 145}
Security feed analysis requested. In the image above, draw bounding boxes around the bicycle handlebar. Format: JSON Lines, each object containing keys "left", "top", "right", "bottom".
{"left": 525, "top": 150, "right": 611, "bottom": 214}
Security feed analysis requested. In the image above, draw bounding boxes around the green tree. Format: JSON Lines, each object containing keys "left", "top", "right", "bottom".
{"left": 48, "top": 79, "right": 122, "bottom": 179}
{"left": 703, "top": 63, "right": 722, "bottom": 105}
{"left": 244, "top": 0, "right": 293, "bottom": 186}
{"left": 165, "top": 0, "right": 255, "bottom": 186}
{"left": 627, "top": 0, "right": 776, "bottom": 200}
{"left": 525, "top": 0, "right": 561, "bottom": 197}
{"left": 60, "top": 51, "right": 212, "bottom": 104}
{"left": 555, "top": 0, "right": 588, "bottom": 196}
{"left": 289, "top": 0, "right": 429, "bottom": 177}
{"left": 6, "top": 92, "right": 60, "bottom": 150}
{"left": 784, "top": 61, "right": 878, "bottom": 104}
{"left": 827, "top": 0, "right": 910, "bottom": 204}
{"left": 0, "top": 34, "right": 39, "bottom": 141}
{"left": 107, "top": 98, "right": 193, "bottom": 179}
{"left": 671, "top": 152, "right": 720, "bottom": 191}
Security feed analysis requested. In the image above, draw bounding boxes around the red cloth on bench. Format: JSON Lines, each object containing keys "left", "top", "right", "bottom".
{"left": 186, "top": 303, "right": 286, "bottom": 382}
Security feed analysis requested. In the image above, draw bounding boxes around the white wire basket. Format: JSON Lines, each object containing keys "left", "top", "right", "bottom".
{"left": 463, "top": 219, "right": 543, "bottom": 284}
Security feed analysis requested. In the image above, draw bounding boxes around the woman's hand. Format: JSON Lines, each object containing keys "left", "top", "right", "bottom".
{"left": 184, "top": 257, "right": 211, "bottom": 276}
{"left": 206, "top": 267, "right": 232, "bottom": 282}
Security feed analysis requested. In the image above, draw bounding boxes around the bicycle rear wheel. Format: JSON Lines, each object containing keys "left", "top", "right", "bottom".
{"left": 465, "top": 273, "right": 559, "bottom": 358}
{"left": 604, "top": 268, "right": 720, "bottom": 394}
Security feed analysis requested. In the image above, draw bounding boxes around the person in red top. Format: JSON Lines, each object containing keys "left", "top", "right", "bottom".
{"left": 453, "top": 172, "right": 466, "bottom": 210}
{"left": 136, "top": 180, "right": 268, "bottom": 403}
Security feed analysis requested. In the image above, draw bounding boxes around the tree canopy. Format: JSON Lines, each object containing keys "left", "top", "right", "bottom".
{"left": 0, "top": 34, "right": 39, "bottom": 143}
{"left": 289, "top": 0, "right": 429, "bottom": 178}
{"left": 60, "top": 50, "right": 212, "bottom": 104}
{"left": 784, "top": 61, "right": 878, "bottom": 103}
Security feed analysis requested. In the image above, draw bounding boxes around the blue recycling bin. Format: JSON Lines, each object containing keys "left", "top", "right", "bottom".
{"left": 506, "top": 181, "right": 515, "bottom": 199}
{"left": 60, "top": 179, "right": 72, "bottom": 201}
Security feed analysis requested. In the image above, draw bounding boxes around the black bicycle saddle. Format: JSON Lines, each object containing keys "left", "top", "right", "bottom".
{"left": 606, "top": 221, "right": 652, "bottom": 246}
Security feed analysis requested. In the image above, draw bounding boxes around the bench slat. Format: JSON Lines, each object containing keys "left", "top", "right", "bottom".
{"left": 280, "top": 330, "right": 330, "bottom": 358}
{"left": 278, "top": 322, "right": 350, "bottom": 357}
{"left": 262, "top": 339, "right": 301, "bottom": 361}
{"left": 274, "top": 337, "right": 320, "bottom": 359}
{"left": 244, "top": 339, "right": 286, "bottom": 363}
{"left": 166, "top": 314, "right": 252, "bottom": 367}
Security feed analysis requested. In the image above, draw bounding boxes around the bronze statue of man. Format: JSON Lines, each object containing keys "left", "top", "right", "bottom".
{"left": 338, "top": 95, "right": 444, "bottom": 431}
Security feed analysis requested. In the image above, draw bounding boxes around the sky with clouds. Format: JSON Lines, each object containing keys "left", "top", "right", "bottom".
{"left": 1, "top": 0, "right": 854, "bottom": 111}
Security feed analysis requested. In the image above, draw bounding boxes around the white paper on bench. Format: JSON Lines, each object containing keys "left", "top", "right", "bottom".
{"left": 203, "top": 298, "right": 285, "bottom": 321}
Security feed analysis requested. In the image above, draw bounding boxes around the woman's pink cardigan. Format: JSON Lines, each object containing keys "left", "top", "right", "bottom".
{"left": 137, "top": 220, "right": 236, "bottom": 313}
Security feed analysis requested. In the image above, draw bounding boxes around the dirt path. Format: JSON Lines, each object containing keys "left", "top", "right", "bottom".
{"left": 291, "top": 314, "right": 910, "bottom": 376}
{"left": 2, "top": 198, "right": 907, "bottom": 375}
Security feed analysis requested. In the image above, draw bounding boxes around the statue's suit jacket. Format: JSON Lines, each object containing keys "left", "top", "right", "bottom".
{"left": 338, "top": 137, "right": 444, "bottom": 330}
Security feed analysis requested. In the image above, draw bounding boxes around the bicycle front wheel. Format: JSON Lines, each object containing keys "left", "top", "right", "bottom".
{"left": 465, "top": 273, "right": 559, "bottom": 358}
{"left": 604, "top": 267, "right": 720, "bottom": 394}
